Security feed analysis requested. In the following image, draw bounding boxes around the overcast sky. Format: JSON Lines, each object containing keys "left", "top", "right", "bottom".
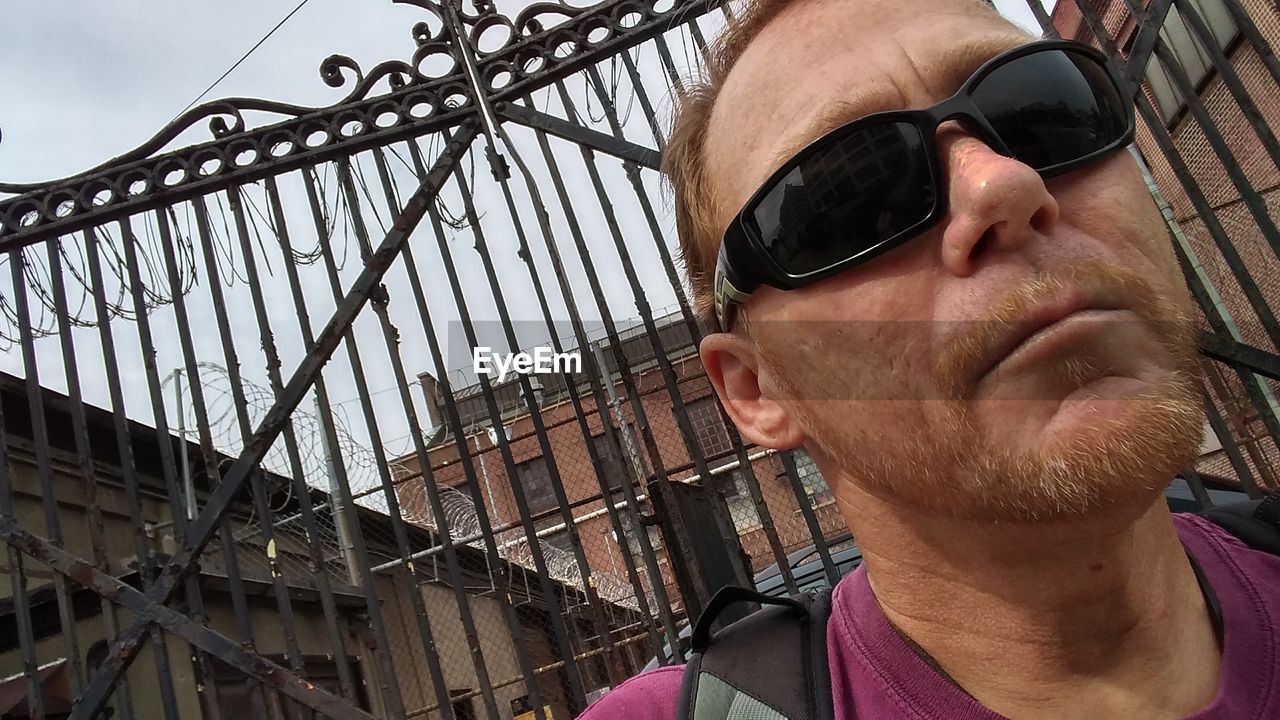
{"left": 1, "top": 0, "right": 1052, "bottom": 184}
{"left": 0, "top": 0, "right": 1055, "bottom": 493}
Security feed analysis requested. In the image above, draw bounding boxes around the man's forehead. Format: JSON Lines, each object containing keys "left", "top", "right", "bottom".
{"left": 704, "top": 0, "right": 1030, "bottom": 223}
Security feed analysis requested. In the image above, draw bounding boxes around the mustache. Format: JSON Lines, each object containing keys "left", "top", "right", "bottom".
{"left": 933, "top": 260, "right": 1195, "bottom": 399}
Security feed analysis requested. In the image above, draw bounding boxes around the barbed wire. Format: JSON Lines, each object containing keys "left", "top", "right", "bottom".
{"left": 180, "top": 362, "right": 647, "bottom": 609}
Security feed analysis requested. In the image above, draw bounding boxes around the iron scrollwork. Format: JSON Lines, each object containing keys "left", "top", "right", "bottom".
{"left": 0, "top": 0, "right": 723, "bottom": 247}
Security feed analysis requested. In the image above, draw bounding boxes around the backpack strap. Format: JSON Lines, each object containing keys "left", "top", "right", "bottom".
{"left": 673, "top": 494, "right": 1279, "bottom": 720}
{"left": 1199, "top": 495, "right": 1280, "bottom": 555}
{"left": 677, "top": 585, "right": 836, "bottom": 720}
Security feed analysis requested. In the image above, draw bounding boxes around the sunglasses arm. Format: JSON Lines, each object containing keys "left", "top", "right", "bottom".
{"left": 714, "top": 255, "right": 755, "bottom": 333}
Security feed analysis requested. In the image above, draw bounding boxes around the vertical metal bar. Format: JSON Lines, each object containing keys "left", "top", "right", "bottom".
{"left": 414, "top": 133, "right": 589, "bottom": 713}
{"left": 0, "top": 361, "right": 45, "bottom": 720}
{"left": 108, "top": 217, "right": 225, "bottom": 720}
{"left": 1181, "top": 467, "right": 1215, "bottom": 509}
{"left": 435, "top": 116, "right": 628, "bottom": 685}
{"left": 288, "top": 164, "right": 412, "bottom": 720}
{"left": 1198, "top": 368, "right": 1265, "bottom": 497}
{"left": 579, "top": 66, "right": 799, "bottom": 594}
{"left": 337, "top": 151, "right": 491, "bottom": 720}
{"left": 1173, "top": 0, "right": 1280, "bottom": 174}
{"left": 653, "top": 36, "right": 687, "bottom": 95}
{"left": 9, "top": 247, "right": 86, "bottom": 692}
{"left": 260, "top": 173, "right": 362, "bottom": 702}
{"left": 1022, "top": 0, "right": 1058, "bottom": 38}
{"left": 618, "top": 51, "right": 668, "bottom": 151}
{"left": 523, "top": 112, "right": 688, "bottom": 654}
{"left": 45, "top": 240, "right": 141, "bottom": 720}
{"left": 427, "top": 110, "right": 670, "bottom": 664}
{"left": 388, "top": 141, "right": 551, "bottom": 717}
{"left": 551, "top": 79, "right": 755, "bottom": 595}
{"left": 1220, "top": 0, "right": 1280, "bottom": 90}
{"left": 392, "top": 242, "right": 534, "bottom": 719}
{"left": 684, "top": 17, "right": 712, "bottom": 62}
{"left": 153, "top": 207, "right": 272, "bottom": 720}
{"left": 86, "top": 233, "right": 184, "bottom": 715}
{"left": 580, "top": 67, "right": 694, "bottom": 321}
{"left": 193, "top": 191, "right": 309, "bottom": 699}
{"left": 443, "top": 23, "right": 631, "bottom": 694}
{"left": 779, "top": 450, "right": 840, "bottom": 587}
{"left": 322, "top": 157, "right": 462, "bottom": 719}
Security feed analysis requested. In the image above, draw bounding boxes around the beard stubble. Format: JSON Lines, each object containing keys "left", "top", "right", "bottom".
{"left": 763, "top": 261, "right": 1206, "bottom": 522}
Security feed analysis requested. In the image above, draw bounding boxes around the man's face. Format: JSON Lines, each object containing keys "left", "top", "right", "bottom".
{"left": 703, "top": 0, "right": 1205, "bottom": 521}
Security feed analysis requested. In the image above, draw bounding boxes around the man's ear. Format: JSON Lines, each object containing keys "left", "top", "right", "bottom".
{"left": 700, "top": 332, "right": 805, "bottom": 450}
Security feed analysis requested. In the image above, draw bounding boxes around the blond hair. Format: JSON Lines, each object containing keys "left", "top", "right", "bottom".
{"left": 662, "top": 0, "right": 792, "bottom": 327}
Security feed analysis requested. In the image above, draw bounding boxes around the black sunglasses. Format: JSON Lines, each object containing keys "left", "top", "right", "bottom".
{"left": 713, "top": 39, "right": 1135, "bottom": 331}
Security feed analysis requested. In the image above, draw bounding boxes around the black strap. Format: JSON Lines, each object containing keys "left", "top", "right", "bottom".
{"left": 680, "top": 587, "right": 835, "bottom": 720}
{"left": 1200, "top": 497, "right": 1280, "bottom": 555}
{"left": 690, "top": 585, "right": 806, "bottom": 653}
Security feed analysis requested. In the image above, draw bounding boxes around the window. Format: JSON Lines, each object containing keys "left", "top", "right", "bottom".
{"left": 793, "top": 450, "right": 835, "bottom": 507}
{"left": 514, "top": 456, "right": 558, "bottom": 515}
{"left": 687, "top": 397, "right": 734, "bottom": 465}
{"left": 450, "top": 690, "right": 477, "bottom": 720}
{"left": 714, "top": 470, "right": 763, "bottom": 534}
{"left": 1140, "top": 0, "right": 1239, "bottom": 123}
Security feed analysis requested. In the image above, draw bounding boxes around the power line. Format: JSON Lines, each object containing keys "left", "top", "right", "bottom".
{"left": 169, "top": 0, "right": 314, "bottom": 123}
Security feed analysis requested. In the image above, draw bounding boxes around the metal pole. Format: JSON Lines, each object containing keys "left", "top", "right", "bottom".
{"left": 173, "top": 369, "right": 196, "bottom": 521}
{"left": 318, "top": 396, "right": 361, "bottom": 585}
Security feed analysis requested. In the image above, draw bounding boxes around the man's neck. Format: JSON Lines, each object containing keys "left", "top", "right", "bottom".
{"left": 845, "top": 491, "right": 1222, "bottom": 720}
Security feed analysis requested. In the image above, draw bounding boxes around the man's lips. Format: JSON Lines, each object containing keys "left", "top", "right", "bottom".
{"left": 971, "top": 290, "right": 1128, "bottom": 390}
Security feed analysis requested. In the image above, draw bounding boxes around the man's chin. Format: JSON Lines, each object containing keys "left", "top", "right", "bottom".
{"left": 976, "top": 373, "right": 1182, "bottom": 455}
{"left": 966, "top": 371, "right": 1206, "bottom": 522}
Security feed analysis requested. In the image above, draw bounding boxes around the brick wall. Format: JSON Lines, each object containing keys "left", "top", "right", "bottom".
{"left": 1054, "top": 0, "right": 1280, "bottom": 489}
{"left": 393, "top": 349, "right": 847, "bottom": 616}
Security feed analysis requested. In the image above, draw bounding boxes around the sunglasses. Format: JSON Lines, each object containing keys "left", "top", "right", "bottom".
{"left": 713, "top": 39, "right": 1135, "bottom": 331}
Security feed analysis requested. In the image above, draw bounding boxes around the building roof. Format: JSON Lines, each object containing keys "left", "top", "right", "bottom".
{"left": 0, "top": 371, "right": 626, "bottom": 652}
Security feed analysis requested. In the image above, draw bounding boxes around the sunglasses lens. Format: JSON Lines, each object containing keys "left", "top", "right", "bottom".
{"left": 747, "top": 121, "right": 937, "bottom": 276}
{"left": 972, "top": 49, "right": 1129, "bottom": 170}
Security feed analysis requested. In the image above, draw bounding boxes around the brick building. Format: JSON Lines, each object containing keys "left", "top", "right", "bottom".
{"left": 1054, "top": 0, "right": 1280, "bottom": 490}
{"left": 392, "top": 313, "right": 846, "bottom": 622}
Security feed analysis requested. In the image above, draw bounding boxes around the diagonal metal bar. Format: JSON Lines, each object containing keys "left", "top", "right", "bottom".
{"left": 495, "top": 102, "right": 663, "bottom": 170}
{"left": 1123, "top": 0, "right": 1175, "bottom": 93}
{"left": 69, "top": 121, "right": 479, "bottom": 720}
{"left": 1199, "top": 331, "right": 1280, "bottom": 382}
{"left": 0, "top": 514, "right": 376, "bottom": 720}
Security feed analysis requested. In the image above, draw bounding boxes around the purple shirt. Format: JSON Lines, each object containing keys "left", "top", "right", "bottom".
{"left": 579, "top": 514, "right": 1280, "bottom": 719}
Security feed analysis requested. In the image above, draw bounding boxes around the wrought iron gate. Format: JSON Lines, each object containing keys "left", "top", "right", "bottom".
{"left": 0, "top": 0, "right": 1278, "bottom": 718}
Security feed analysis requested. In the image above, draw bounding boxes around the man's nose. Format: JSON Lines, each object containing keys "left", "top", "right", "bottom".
{"left": 936, "top": 128, "right": 1060, "bottom": 277}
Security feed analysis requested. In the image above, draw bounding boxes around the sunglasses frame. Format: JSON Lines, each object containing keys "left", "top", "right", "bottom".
{"left": 713, "top": 39, "right": 1135, "bottom": 332}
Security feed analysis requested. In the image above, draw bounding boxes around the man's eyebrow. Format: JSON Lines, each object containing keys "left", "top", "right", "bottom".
{"left": 770, "top": 92, "right": 897, "bottom": 167}
{"left": 767, "top": 36, "right": 1033, "bottom": 168}
{"left": 933, "top": 35, "right": 1034, "bottom": 96}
